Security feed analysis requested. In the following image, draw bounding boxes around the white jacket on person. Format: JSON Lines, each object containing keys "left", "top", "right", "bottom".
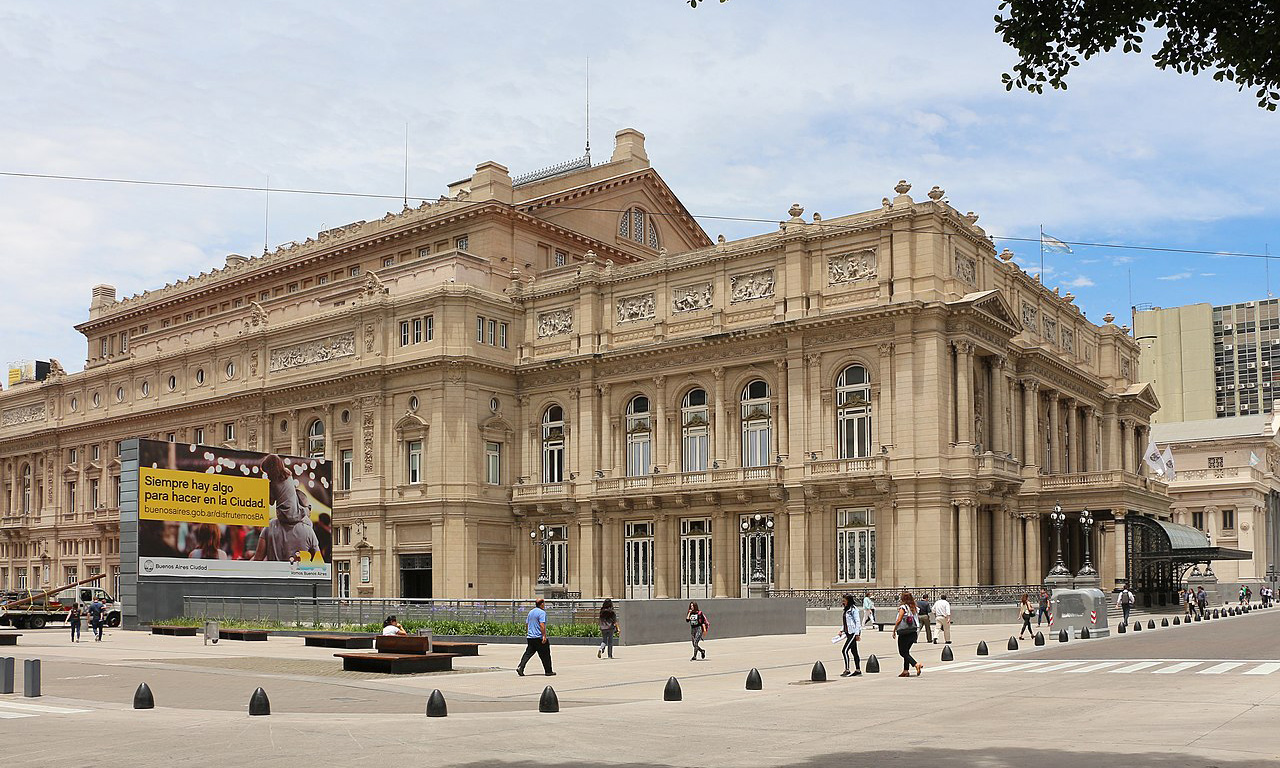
{"left": 843, "top": 606, "right": 863, "bottom": 635}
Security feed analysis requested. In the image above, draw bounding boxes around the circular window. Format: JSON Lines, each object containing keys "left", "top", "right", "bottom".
{"left": 340, "top": 409, "right": 351, "bottom": 424}
{"left": 92, "top": 392, "right": 101, "bottom": 408}
{"left": 167, "top": 375, "right": 177, "bottom": 392}
{"left": 195, "top": 368, "right": 205, "bottom": 385}
{"left": 490, "top": 397, "right": 500, "bottom": 413}
{"left": 69, "top": 397, "right": 78, "bottom": 412}
{"left": 280, "top": 419, "right": 289, "bottom": 433}
{"left": 141, "top": 381, "right": 150, "bottom": 397}
{"left": 115, "top": 386, "right": 125, "bottom": 403}
{"left": 225, "top": 361, "right": 236, "bottom": 380}
{"left": 408, "top": 395, "right": 419, "bottom": 412}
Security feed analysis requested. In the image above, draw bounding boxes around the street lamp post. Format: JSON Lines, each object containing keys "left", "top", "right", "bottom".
{"left": 740, "top": 513, "right": 774, "bottom": 598}
{"left": 1076, "top": 509, "right": 1098, "bottom": 578}
{"left": 530, "top": 524, "right": 558, "bottom": 596}
{"left": 1047, "top": 504, "right": 1071, "bottom": 578}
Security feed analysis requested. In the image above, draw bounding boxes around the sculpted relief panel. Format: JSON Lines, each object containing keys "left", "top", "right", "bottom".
{"left": 672, "top": 282, "right": 712, "bottom": 313}
{"left": 954, "top": 251, "right": 977, "bottom": 285}
{"left": 1043, "top": 317, "right": 1058, "bottom": 344}
{"left": 537, "top": 309, "right": 574, "bottom": 338}
{"left": 268, "top": 332, "right": 355, "bottom": 372}
{"left": 730, "top": 269, "right": 775, "bottom": 303}
{"left": 828, "top": 250, "right": 876, "bottom": 285}
{"left": 1021, "top": 303, "right": 1039, "bottom": 335}
{"left": 1, "top": 403, "right": 46, "bottom": 427}
{"left": 616, "top": 293, "right": 656, "bottom": 324}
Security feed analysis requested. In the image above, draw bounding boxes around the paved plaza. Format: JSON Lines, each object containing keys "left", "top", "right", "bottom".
{"left": 2, "top": 608, "right": 1279, "bottom": 767}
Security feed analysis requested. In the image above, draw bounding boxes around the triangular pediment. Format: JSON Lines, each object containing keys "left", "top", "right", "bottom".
{"left": 948, "top": 289, "right": 1022, "bottom": 334}
{"left": 1120, "top": 381, "right": 1162, "bottom": 412}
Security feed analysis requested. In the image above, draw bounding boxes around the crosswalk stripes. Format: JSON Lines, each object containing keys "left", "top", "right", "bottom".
{"left": 0, "top": 700, "right": 92, "bottom": 719}
{"left": 931, "top": 660, "right": 1280, "bottom": 677}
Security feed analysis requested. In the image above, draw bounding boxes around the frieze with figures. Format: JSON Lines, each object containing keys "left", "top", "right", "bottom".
{"left": 828, "top": 251, "right": 877, "bottom": 285}
{"left": 953, "top": 251, "right": 977, "bottom": 285}
{"left": 672, "top": 282, "right": 713, "bottom": 313}
{"left": 536, "top": 309, "right": 574, "bottom": 338}
{"left": 269, "top": 333, "right": 356, "bottom": 372}
{"left": 1, "top": 404, "right": 46, "bottom": 428}
{"left": 616, "top": 293, "right": 656, "bottom": 324}
{"left": 1021, "top": 303, "right": 1039, "bottom": 334}
{"left": 730, "top": 269, "right": 775, "bottom": 303}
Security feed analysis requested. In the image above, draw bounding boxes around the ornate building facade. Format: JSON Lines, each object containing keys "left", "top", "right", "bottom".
{"left": 0, "top": 129, "right": 1171, "bottom": 601}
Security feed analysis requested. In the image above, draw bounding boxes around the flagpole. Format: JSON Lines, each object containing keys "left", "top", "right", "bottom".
{"left": 1039, "top": 224, "right": 1044, "bottom": 283}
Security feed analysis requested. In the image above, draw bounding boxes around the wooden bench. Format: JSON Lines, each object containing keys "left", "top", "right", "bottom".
{"left": 430, "top": 640, "right": 482, "bottom": 657}
{"left": 334, "top": 651, "right": 456, "bottom": 674}
{"left": 375, "top": 634, "right": 432, "bottom": 654}
{"left": 304, "top": 634, "right": 374, "bottom": 649}
{"left": 151, "top": 625, "right": 199, "bottom": 636}
{"left": 0, "top": 633, "right": 21, "bottom": 645}
{"left": 219, "top": 628, "right": 269, "bottom": 641}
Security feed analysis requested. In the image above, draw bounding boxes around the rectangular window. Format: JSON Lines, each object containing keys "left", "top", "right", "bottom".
{"left": 65, "top": 565, "right": 78, "bottom": 585}
{"left": 554, "top": 250, "right": 568, "bottom": 267}
{"left": 485, "top": 442, "right": 502, "bottom": 485}
{"left": 835, "top": 508, "right": 876, "bottom": 583}
{"left": 287, "top": 282, "right": 299, "bottom": 293}
{"left": 1192, "top": 510, "right": 1205, "bottom": 530}
{"left": 69, "top": 448, "right": 78, "bottom": 464}
{"left": 92, "top": 445, "right": 100, "bottom": 461}
{"left": 487, "top": 319, "right": 496, "bottom": 346}
{"left": 418, "top": 246, "right": 430, "bottom": 258}
{"left": 114, "top": 441, "right": 121, "bottom": 456}
{"left": 90, "top": 479, "right": 100, "bottom": 509}
{"left": 113, "top": 475, "right": 121, "bottom": 507}
{"left": 335, "top": 561, "right": 351, "bottom": 599}
{"left": 166, "top": 433, "right": 176, "bottom": 443}
{"left": 16, "top": 568, "right": 27, "bottom": 590}
{"left": 407, "top": 440, "right": 423, "bottom": 484}
{"left": 476, "top": 316, "right": 485, "bottom": 343}
{"left": 121, "top": 331, "right": 129, "bottom": 353}
{"left": 349, "top": 266, "right": 361, "bottom": 277}
{"left": 112, "top": 565, "right": 120, "bottom": 598}
{"left": 425, "top": 315, "right": 435, "bottom": 341}
{"left": 383, "top": 256, "right": 396, "bottom": 268}
{"left": 1222, "top": 509, "right": 1235, "bottom": 530}
{"left": 341, "top": 449, "right": 353, "bottom": 490}
{"left": 400, "top": 321, "right": 411, "bottom": 347}
{"left": 455, "top": 235, "right": 469, "bottom": 251}
{"left": 67, "top": 482, "right": 77, "bottom": 511}
{"left": 224, "top": 422, "right": 236, "bottom": 442}
{"left": 412, "top": 318, "right": 423, "bottom": 344}
{"left": 100, "top": 338, "right": 108, "bottom": 357}
{"left": 498, "top": 322, "right": 508, "bottom": 349}
{"left": 1208, "top": 456, "right": 1224, "bottom": 469}
{"left": 260, "top": 291, "right": 270, "bottom": 301}
{"left": 317, "top": 275, "right": 328, "bottom": 286}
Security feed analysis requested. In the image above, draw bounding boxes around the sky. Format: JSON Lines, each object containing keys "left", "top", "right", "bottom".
{"left": 0, "top": 1, "right": 1277, "bottom": 374}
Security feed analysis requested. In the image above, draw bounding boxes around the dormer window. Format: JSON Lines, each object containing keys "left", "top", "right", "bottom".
{"left": 619, "top": 207, "right": 660, "bottom": 250}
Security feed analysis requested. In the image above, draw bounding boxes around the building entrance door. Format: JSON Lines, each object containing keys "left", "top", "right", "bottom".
{"left": 739, "top": 516, "right": 775, "bottom": 596}
{"left": 680, "top": 518, "right": 713, "bottom": 599}
{"left": 399, "top": 553, "right": 432, "bottom": 599}
{"left": 624, "top": 522, "right": 654, "bottom": 599}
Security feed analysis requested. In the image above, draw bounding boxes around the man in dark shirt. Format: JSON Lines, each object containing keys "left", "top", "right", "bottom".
{"left": 88, "top": 598, "right": 105, "bottom": 641}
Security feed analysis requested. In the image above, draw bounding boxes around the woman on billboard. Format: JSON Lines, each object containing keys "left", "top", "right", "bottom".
{"left": 252, "top": 454, "right": 321, "bottom": 563}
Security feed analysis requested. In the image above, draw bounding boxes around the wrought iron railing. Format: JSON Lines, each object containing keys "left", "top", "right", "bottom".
{"left": 767, "top": 584, "right": 1040, "bottom": 608}
{"left": 181, "top": 596, "right": 604, "bottom": 629}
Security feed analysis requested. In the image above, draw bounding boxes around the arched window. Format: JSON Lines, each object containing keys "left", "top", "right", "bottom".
{"left": 307, "top": 419, "right": 326, "bottom": 458}
{"left": 626, "top": 396, "right": 652, "bottom": 477}
{"left": 740, "top": 380, "right": 772, "bottom": 468}
{"left": 681, "top": 389, "right": 710, "bottom": 472}
{"left": 618, "top": 206, "right": 660, "bottom": 250}
{"left": 542, "top": 406, "right": 566, "bottom": 484}
{"left": 836, "top": 365, "right": 873, "bottom": 458}
{"left": 20, "top": 463, "right": 31, "bottom": 515}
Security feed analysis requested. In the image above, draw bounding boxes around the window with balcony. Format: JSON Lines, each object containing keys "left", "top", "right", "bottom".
{"left": 626, "top": 396, "right": 652, "bottom": 477}
{"left": 681, "top": 389, "right": 710, "bottom": 472}
{"left": 542, "top": 406, "right": 566, "bottom": 484}
{"left": 741, "top": 380, "right": 772, "bottom": 468}
{"left": 836, "top": 364, "right": 873, "bottom": 459}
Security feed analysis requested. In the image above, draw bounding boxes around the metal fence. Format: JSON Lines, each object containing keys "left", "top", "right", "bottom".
{"left": 181, "top": 595, "right": 605, "bottom": 630}
{"left": 767, "top": 584, "right": 1039, "bottom": 609}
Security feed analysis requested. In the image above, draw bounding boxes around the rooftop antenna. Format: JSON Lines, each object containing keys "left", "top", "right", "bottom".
{"left": 584, "top": 57, "right": 591, "bottom": 162}
{"left": 263, "top": 174, "right": 270, "bottom": 256}
{"left": 403, "top": 122, "right": 410, "bottom": 211}
{"left": 1267, "top": 243, "right": 1272, "bottom": 299}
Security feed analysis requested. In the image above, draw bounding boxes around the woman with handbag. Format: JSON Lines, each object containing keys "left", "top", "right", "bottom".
{"left": 597, "top": 599, "right": 618, "bottom": 659}
{"left": 1018, "top": 593, "right": 1035, "bottom": 640}
{"left": 892, "top": 591, "right": 923, "bottom": 677}
{"left": 686, "top": 602, "right": 709, "bottom": 661}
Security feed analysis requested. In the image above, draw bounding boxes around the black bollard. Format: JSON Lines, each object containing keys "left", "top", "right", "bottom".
{"left": 1058, "top": 629, "right": 1069, "bottom": 643}
{"left": 1176, "top": 615, "right": 1183, "bottom": 625}
{"left": 810, "top": 661, "right": 827, "bottom": 683}
{"left": 22, "top": 659, "right": 40, "bottom": 698}
{"left": 1147, "top": 619, "right": 1156, "bottom": 629}
{"left": 745, "top": 668, "right": 763, "bottom": 690}
{"left": 0, "top": 657, "right": 12, "bottom": 695}
{"left": 941, "top": 645, "right": 954, "bottom": 661}
{"left": 1195, "top": 612, "right": 1202, "bottom": 622}
{"left": 1007, "top": 636, "right": 1019, "bottom": 651}
{"left": 1161, "top": 618, "right": 1169, "bottom": 627}
{"left": 248, "top": 687, "right": 270, "bottom": 716}
{"left": 1117, "top": 622, "right": 1127, "bottom": 634}
{"left": 133, "top": 682, "right": 155, "bottom": 710}
{"left": 538, "top": 686, "right": 559, "bottom": 713}
{"left": 1081, "top": 627, "right": 1091, "bottom": 639}
{"left": 866, "top": 655, "right": 880, "bottom": 673}
{"left": 663, "top": 676, "right": 682, "bottom": 701}
{"left": 1034, "top": 632, "right": 1045, "bottom": 646}
{"left": 1133, "top": 621, "right": 1142, "bottom": 632}
{"left": 426, "top": 689, "right": 447, "bottom": 717}
{"left": 976, "top": 641, "right": 989, "bottom": 656}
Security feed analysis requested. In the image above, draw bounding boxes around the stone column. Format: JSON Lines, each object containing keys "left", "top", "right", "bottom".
{"left": 1119, "top": 419, "right": 1134, "bottom": 473}
{"left": 1025, "top": 514, "right": 1043, "bottom": 584}
{"left": 1046, "top": 392, "right": 1060, "bottom": 474}
{"left": 1082, "top": 406, "right": 1097, "bottom": 473}
{"left": 774, "top": 505, "right": 791, "bottom": 590}
{"left": 576, "top": 511, "right": 597, "bottom": 599}
{"left": 712, "top": 505, "right": 731, "bottom": 597}
{"left": 775, "top": 359, "right": 789, "bottom": 460}
{"left": 1206, "top": 506, "right": 1219, "bottom": 543}
{"left": 878, "top": 343, "right": 895, "bottom": 452}
{"left": 654, "top": 514, "right": 672, "bottom": 599}
{"left": 956, "top": 498, "right": 977, "bottom": 585}
{"left": 1114, "top": 512, "right": 1128, "bottom": 587}
{"left": 1021, "top": 380, "right": 1040, "bottom": 475}
{"left": 287, "top": 409, "right": 299, "bottom": 456}
{"left": 600, "top": 515, "right": 620, "bottom": 598}
{"left": 954, "top": 342, "right": 974, "bottom": 446}
{"left": 712, "top": 367, "right": 727, "bottom": 467}
{"left": 992, "top": 504, "right": 1008, "bottom": 584}
{"left": 990, "top": 356, "right": 1007, "bottom": 454}
{"left": 322, "top": 405, "right": 335, "bottom": 464}
{"left": 653, "top": 376, "right": 667, "bottom": 470}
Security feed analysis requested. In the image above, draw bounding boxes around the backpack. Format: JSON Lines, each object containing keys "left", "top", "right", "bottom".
{"left": 1120, "top": 591, "right": 1132, "bottom": 606}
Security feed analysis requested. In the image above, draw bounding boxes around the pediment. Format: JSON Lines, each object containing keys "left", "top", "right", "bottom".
{"left": 948, "top": 289, "right": 1022, "bottom": 335}
{"left": 393, "top": 412, "right": 430, "bottom": 435}
{"left": 1120, "top": 381, "right": 1162, "bottom": 412}
{"left": 479, "top": 414, "right": 514, "bottom": 434}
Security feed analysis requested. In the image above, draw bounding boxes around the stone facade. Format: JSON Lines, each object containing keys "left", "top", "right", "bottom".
{"left": 0, "top": 129, "right": 1170, "bottom": 601}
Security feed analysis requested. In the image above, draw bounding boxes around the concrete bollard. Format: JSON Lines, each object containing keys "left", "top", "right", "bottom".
{"left": 22, "top": 659, "right": 40, "bottom": 698}
{"left": 810, "top": 661, "right": 827, "bottom": 683}
{"left": 1034, "top": 632, "right": 1045, "bottom": 646}
{"left": 1147, "top": 620, "right": 1156, "bottom": 629}
{"left": 941, "top": 645, "right": 954, "bottom": 661}
{"left": 1007, "top": 636, "right": 1019, "bottom": 651}
{"left": 248, "top": 687, "right": 270, "bottom": 716}
{"left": 1081, "top": 627, "right": 1091, "bottom": 639}
{"left": 664, "top": 676, "right": 682, "bottom": 701}
{"left": 538, "top": 686, "right": 559, "bottom": 713}
{"left": 1161, "top": 618, "right": 1169, "bottom": 627}
{"left": 133, "top": 683, "right": 155, "bottom": 709}
{"left": 866, "top": 655, "right": 880, "bottom": 673}
{"left": 0, "top": 657, "right": 12, "bottom": 695}
{"left": 745, "top": 668, "right": 763, "bottom": 690}
{"left": 976, "top": 641, "right": 989, "bottom": 656}
{"left": 1133, "top": 621, "right": 1142, "bottom": 632}
{"left": 1194, "top": 612, "right": 1202, "bottom": 621}
{"left": 426, "top": 689, "right": 447, "bottom": 717}
{"left": 1117, "top": 622, "right": 1127, "bottom": 634}
{"left": 1213, "top": 609, "right": 1220, "bottom": 619}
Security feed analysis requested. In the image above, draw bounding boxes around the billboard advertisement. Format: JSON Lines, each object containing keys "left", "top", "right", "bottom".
{"left": 136, "top": 439, "right": 332, "bottom": 579}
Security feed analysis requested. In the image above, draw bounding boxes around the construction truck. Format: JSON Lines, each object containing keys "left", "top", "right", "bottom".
{"left": 0, "top": 574, "right": 120, "bottom": 629}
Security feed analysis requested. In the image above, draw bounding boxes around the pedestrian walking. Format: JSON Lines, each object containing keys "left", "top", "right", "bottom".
{"left": 1185, "top": 587, "right": 1197, "bottom": 616}
{"left": 68, "top": 604, "right": 82, "bottom": 643}
{"left": 516, "top": 598, "right": 555, "bottom": 677}
{"left": 1036, "top": 588, "right": 1051, "bottom": 627}
{"left": 862, "top": 593, "right": 876, "bottom": 628}
{"left": 88, "top": 597, "right": 106, "bottom": 641}
{"left": 597, "top": 598, "right": 618, "bottom": 659}
{"left": 1018, "top": 593, "right": 1034, "bottom": 640}
{"left": 892, "top": 591, "right": 922, "bottom": 677}
{"left": 934, "top": 593, "right": 952, "bottom": 644}
{"left": 917, "top": 594, "right": 935, "bottom": 644}
{"left": 1116, "top": 585, "right": 1135, "bottom": 625}
{"left": 686, "top": 601, "right": 709, "bottom": 660}
{"left": 836, "top": 594, "right": 862, "bottom": 677}
{"left": 1196, "top": 586, "right": 1208, "bottom": 618}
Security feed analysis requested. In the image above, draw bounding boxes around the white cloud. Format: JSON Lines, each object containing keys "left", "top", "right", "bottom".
{"left": 1157, "top": 272, "right": 1195, "bottom": 281}
{"left": 1200, "top": 272, "right": 1216, "bottom": 277}
{"left": 1065, "top": 276, "right": 1096, "bottom": 288}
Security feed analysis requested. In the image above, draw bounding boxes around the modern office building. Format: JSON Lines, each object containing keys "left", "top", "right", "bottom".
{"left": 1135, "top": 298, "right": 1280, "bottom": 423}
{"left": 0, "top": 129, "right": 1172, "bottom": 602}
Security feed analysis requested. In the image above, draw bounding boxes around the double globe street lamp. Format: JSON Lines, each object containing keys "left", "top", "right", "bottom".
{"left": 530, "top": 524, "right": 558, "bottom": 587}
{"left": 740, "top": 513, "right": 774, "bottom": 597}
{"left": 1048, "top": 503, "right": 1098, "bottom": 580}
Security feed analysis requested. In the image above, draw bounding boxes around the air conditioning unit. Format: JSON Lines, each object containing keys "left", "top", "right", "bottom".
{"left": 1225, "top": 344, "right": 1234, "bottom": 351}
{"left": 1272, "top": 339, "right": 1279, "bottom": 345}
{"left": 1216, "top": 365, "right": 1224, "bottom": 372}
{"left": 1249, "top": 362, "right": 1257, "bottom": 369}
{"left": 1217, "top": 406, "right": 1226, "bottom": 412}
{"left": 1228, "top": 384, "right": 1236, "bottom": 390}
{"left": 1216, "top": 386, "right": 1224, "bottom": 391}
{"left": 1225, "top": 324, "right": 1234, "bottom": 331}
{"left": 1263, "top": 361, "right": 1270, "bottom": 367}
{"left": 1247, "top": 302, "right": 1256, "bottom": 307}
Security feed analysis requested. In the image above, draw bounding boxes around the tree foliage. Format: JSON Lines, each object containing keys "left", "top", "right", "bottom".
{"left": 689, "top": 0, "right": 1280, "bottom": 111}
